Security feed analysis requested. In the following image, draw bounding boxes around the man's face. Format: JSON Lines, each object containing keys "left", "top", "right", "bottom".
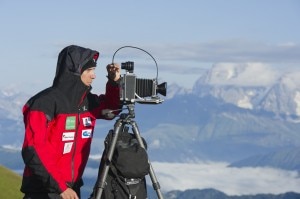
{"left": 81, "top": 67, "right": 96, "bottom": 86}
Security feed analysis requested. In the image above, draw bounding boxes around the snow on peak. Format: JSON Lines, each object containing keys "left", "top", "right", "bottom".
{"left": 295, "top": 91, "right": 300, "bottom": 116}
{"left": 192, "top": 63, "right": 300, "bottom": 117}
{"left": 237, "top": 96, "right": 253, "bottom": 109}
{"left": 279, "top": 72, "right": 300, "bottom": 89}
{"left": 166, "top": 83, "right": 191, "bottom": 98}
{"left": 202, "top": 63, "right": 279, "bottom": 87}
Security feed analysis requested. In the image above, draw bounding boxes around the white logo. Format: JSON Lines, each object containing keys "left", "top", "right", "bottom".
{"left": 63, "top": 142, "right": 73, "bottom": 154}
{"left": 82, "top": 117, "right": 92, "bottom": 127}
{"left": 62, "top": 132, "right": 75, "bottom": 141}
{"left": 82, "top": 129, "right": 92, "bottom": 139}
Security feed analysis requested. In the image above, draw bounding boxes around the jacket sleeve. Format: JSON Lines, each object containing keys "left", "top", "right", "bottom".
{"left": 22, "top": 107, "right": 68, "bottom": 193}
{"left": 93, "top": 79, "right": 122, "bottom": 119}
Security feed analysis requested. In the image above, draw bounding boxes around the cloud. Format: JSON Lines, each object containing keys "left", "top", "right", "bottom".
{"left": 5, "top": 40, "right": 300, "bottom": 95}
{"left": 280, "top": 71, "right": 300, "bottom": 88}
{"left": 96, "top": 40, "right": 300, "bottom": 66}
{"left": 151, "top": 161, "right": 300, "bottom": 196}
{"left": 205, "top": 62, "right": 280, "bottom": 86}
{"left": 83, "top": 161, "right": 300, "bottom": 196}
{"left": 149, "top": 139, "right": 161, "bottom": 149}
{"left": 100, "top": 41, "right": 300, "bottom": 81}
{"left": 148, "top": 40, "right": 300, "bottom": 64}
{"left": 2, "top": 144, "right": 22, "bottom": 151}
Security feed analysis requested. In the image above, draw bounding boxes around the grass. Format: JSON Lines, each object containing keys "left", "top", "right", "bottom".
{"left": 0, "top": 165, "right": 23, "bottom": 199}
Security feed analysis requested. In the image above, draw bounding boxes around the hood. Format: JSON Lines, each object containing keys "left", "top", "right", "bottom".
{"left": 53, "top": 45, "right": 99, "bottom": 86}
{"left": 52, "top": 45, "right": 99, "bottom": 106}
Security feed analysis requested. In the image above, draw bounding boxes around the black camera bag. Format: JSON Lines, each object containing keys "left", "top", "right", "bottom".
{"left": 109, "top": 129, "right": 150, "bottom": 178}
{"left": 90, "top": 129, "right": 149, "bottom": 199}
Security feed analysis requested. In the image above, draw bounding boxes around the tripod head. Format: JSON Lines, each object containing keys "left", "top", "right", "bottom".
{"left": 119, "top": 104, "right": 135, "bottom": 121}
{"left": 101, "top": 103, "right": 136, "bottom": 121}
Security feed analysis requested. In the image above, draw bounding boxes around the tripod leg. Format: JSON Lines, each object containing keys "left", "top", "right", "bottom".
{"left": 131, "top": 121, "right": 164, "bottom": 199}
{"left": 94, "top": 119, "right": 123, "bottom": 199}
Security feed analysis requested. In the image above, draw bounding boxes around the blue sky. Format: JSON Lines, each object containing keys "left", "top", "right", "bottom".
{"left": 0, "top": 0, "right": 299, "bottom": 94}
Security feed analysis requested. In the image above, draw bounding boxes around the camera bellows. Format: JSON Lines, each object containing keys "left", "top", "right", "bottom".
{"left": 136, "top": 78, "right": 155, "bottom": 97}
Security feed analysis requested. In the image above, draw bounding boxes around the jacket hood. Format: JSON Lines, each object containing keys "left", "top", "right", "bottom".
{"left": 52, "top": 45, "right": 99, "bottom": 106}
{"left": 53, "top": 45, "right": 99, "bottom": 86}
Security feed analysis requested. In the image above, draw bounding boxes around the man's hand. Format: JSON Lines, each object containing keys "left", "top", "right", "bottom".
{"left": 60, "top": 188, "right": 79, "bottom": 199}
{"left": 107, "top": 63, "right": 120, "bottom": 82}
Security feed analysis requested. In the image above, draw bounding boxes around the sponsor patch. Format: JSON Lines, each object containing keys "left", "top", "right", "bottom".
{"left": 82, "top": 129, "right": 92, "bottom": 139}
{"left": 63, "top": 142, "right": 73, "bottom": 154}
{"left": 82, "top": 117, "right": 92, "bottom": 127}
{"left": 62, "top": 132, "right": 75, "bottom": 141}
{"left": 65, "top": 116, "right": 76, "bottom": 130}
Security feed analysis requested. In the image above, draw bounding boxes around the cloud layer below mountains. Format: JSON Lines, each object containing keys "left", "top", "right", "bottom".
{"left": 84, "top": 161, "right": 300, "bottom": 196}
{"left": 151, "top": 161, "right": 300, "bottom": 195}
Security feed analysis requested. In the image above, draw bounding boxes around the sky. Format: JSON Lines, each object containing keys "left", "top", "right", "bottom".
{"left": 1, "top": 1, "right": 300, "bottom": 195}
{"left": 0, "top": 0, "right": 300, "bottom": 95}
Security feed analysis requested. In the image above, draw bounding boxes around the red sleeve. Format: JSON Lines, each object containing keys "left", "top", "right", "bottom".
{"left": 93, "top": 80, "right": 121, "bottom": 119}
{"left": 22, "top": 109, "right": 68, "bottom": 193}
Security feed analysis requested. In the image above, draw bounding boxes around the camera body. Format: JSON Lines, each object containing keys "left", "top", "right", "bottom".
{"left": 119, "top": 61, "right": 166, "bottom": 104}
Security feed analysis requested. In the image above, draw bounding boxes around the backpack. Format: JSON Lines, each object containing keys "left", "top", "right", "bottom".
{"left": 90, "top": 128, "right": 150, "bottom": 199}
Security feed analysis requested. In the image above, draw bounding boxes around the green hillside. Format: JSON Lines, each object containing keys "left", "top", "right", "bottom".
{"left": 0, "top": 165, "right": 23, "bottom": 199}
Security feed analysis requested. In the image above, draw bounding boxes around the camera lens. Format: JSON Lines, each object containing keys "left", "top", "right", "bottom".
{"left": 121, "top": 61, "right": 134, "bottom": 72}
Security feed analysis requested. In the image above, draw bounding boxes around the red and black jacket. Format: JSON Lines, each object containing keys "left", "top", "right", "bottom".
{"left": 21, "top": 45, "right": 120, "bottom": 194}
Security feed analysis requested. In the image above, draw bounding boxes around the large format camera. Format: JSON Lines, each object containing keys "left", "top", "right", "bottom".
{"left": 120, "top": 61, "right": 167, "bottom": 104}
{"left": 113, "top": 46, "right": 167, "bottom": 105}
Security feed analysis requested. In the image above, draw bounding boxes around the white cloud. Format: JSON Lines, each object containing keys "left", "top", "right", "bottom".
{"left": 281, "top": 72, "right": 300, "bottom": 88}
{"left": 4, "top": 40, "right": 300, "bottom": 95}
{"left": 206, "top": 63, "right": 280, "bottom": 87}
{"left": 150, "top": 161, "right": 300, "bottom": 196}
{"left": 149, "top": 139, "right": 161, "bottom": 149}
{"left": 277, "top": 42, "right": 297, "bottom": 47}
{"left": 147, "top": 41, "right": 300, "bottom": 64}
{"left": 83, "top": 161, "right": 300, "bottom": 196}
{"left": 2, "top": 144, "right": 22, "bottom": 151}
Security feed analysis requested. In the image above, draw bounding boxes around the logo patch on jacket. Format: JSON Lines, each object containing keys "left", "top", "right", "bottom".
{"left": 65, "top": 116, "right": 76, "bottom": 130}
{"left": 82, "top": 129, "right": 92, "bottom": 138}
{"left": 62, "top": 132, "right": 75, "bottom": 141}
{"left": 63, "top": 142, "right": 73, "bottom": 154}
{"left": 82, "top": 117, "right": 92, "bottom": 127}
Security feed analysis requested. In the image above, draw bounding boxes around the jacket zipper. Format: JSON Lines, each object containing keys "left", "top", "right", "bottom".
{"left": 71, "top": 89, "right": 88, "bottom": 185}
{"left": 71, "top": 110, "right": 80, "bottom": 185}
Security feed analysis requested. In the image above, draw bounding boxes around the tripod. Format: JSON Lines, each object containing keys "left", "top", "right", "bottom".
{"left": 94, "top": 104, "right": 164, "bottom": 199}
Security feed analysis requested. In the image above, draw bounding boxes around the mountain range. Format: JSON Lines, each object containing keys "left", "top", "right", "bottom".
{"left": 0, "top": 63, "right": 299, "bottom": 197}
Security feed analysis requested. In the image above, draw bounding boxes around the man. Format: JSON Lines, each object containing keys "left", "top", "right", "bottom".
{"left": 21, "top": 45, "right": 121, "bottom": 199}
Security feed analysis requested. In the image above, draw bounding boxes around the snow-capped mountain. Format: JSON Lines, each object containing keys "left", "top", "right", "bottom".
{"left": 1, "top": 64, "right": 300, "bottom": 198}
{"left": 0, "top": 63, "right": 299, "bottom": 164}
{"left": 192, "top": 63, "right": 300, "bottom": 122}
{"left": 164, "top": 83, "right": 191, "bottom": 99}
{"left": 0, "top": 89, "right": 29, "bottom": 120}
{"left": 260, "top": 73, "right": 300, "bottom": 121}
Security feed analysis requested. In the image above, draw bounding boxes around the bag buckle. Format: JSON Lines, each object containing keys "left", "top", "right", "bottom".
{"left": 124, "top": 178, "right": 141, "bottom": 185}
{"left": 129, "top": 194, "right": 137, "bottom": 199}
